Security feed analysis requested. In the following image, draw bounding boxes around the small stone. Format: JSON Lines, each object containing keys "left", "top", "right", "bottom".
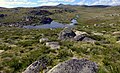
{"left": 0, "top": 50, "right": 4, "bottom": 54}
{"left": 46, "top": 42, "right": 60, "bottom": 49}
{"left": 39, "top": 38, "right": 49, "bottom": 43}
{"left": 74, "top": 30, "right": 87, "bottom": 36}
{"left": 92, "top": 32, "right": 103, "bottom": 36}
{"left": 116, "top": 40, "right": 120, "bottom": 43}
{"left": 112, "top": 31, "right": 120, "bottom": 35}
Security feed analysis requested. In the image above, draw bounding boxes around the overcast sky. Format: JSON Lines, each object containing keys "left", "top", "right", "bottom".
{"left": 0, "top": 0, "right": 120, "bottom": 8}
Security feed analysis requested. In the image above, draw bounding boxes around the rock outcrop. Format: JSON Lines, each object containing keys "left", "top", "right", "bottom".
{"left": 58, "top": 29, "right": 95, "bottom": 43}
{"left": 47, "top": 59, "right": 98, "bottom": 73}
{"left": 40, "top": 17, "right": 53, "bottom": 24}
{"left": 30, "top": 10, "right": 53, "bottom": 16}
{"left": 58, "top": 28, "right": 76, "bottom": 40}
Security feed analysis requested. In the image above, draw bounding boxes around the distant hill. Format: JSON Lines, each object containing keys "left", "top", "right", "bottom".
{"left": 0, "top": 5, "right": 120, "bottom": 26}
{"left": 80, "top": 5, "right": 111, "bottom": 8}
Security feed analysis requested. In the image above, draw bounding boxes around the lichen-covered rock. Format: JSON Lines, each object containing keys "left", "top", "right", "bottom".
{"left": 23, "top": 58, "right": 48, "bottom": 73}
{"left": 74, "top": 34, "right": 95, "bottom": 43}
{"left": 23, "top": 61, "right": 41, "bottom": 73}
{"left": 58, "top": 28, "right": 76, "bottom": 40}
{"left": 47, "top": 59, "right": 98, "bottom": 73}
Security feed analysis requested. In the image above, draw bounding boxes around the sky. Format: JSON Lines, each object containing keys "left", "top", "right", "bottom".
{"left": 0, "top": 0, "right": 120, "bottom": 8}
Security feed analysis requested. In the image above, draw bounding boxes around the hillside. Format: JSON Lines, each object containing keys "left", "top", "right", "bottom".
{"left": 0, "top": 5, "right": 120, "bottom": 73}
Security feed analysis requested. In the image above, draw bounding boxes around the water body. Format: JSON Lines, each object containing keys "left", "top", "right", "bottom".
{"left": 23, "top": 19, "right": 78, "bottom": 29}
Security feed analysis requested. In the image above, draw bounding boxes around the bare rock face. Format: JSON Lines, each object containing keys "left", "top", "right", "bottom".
{"left": 47, "top": 59, "right": 98, "bottom": 73}
{"left": 58, "top": 28, "right": 76, "bottom": 40}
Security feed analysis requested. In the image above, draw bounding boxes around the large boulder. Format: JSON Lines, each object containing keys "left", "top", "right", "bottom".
{"left": 40, "top": 17, "right": 53, "bottom": 24}
{"left": 23, "top": 57, "right": 48, "bottom": 73}
{"left": 23, "top": 61, "right": 42, "bottom": 73}
{"left": 58, "top": 28, "right": 76, "bottom": 40}
{"left": 74, "top": 34, "right": 95, "bottom": 43}
{"left": 47, "top": 59, "right": 98, "bottom": 73}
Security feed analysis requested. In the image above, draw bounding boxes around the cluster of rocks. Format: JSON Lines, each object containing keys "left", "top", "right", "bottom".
{"left": 0, "top": 16, "right": 53, "bottom": 27}
{"left": 58, "top": 28, "right": 96, "bottom": 43}
{"left": 23, "top": 28, "right": 99, "bottom": 73}
{"left": 39, "top": 28, "right": 99, "bottom": 50}
{"left": 25, "top": 16, "right": 53, "bottom": 24}
{"left": 30, "top": 10, "right": 53, "bottom": 16}
{"left": 109, "top": 13, "right": 120, "bottom": 17}
{"left": 39, "top": 38, "right": 60, "bottom": 49}
{"left": 0, "top": 22, "right": 24, "bottom": 27}
{"left": 23, "top": 58, "right": 98, "bottom": 73}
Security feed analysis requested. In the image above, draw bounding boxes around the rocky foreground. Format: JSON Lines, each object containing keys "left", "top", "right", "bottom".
{"left": 23, "top": 28, "right": 100, "bottom": 73}
{"left": 23, "top": 58, "right": 98, "bottom": 73}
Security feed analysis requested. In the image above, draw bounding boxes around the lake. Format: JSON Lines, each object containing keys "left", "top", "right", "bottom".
{"left": 23, "top": 19, "right": 77, "bottom": 29}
